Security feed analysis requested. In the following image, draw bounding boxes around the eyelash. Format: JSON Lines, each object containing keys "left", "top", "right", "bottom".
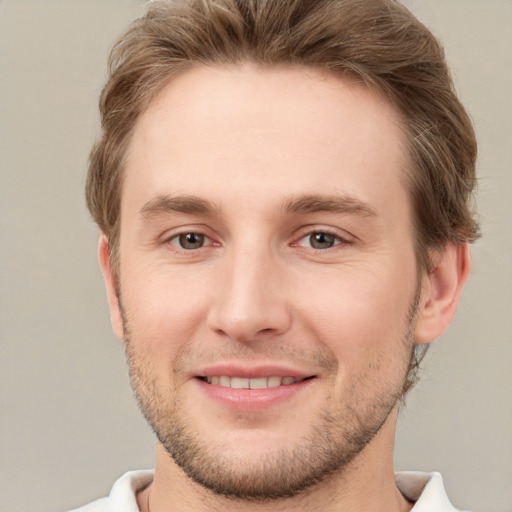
{"left": 165, "top": 228, "right": 351, "bottom": 252}
{"left": 293, "top": 229, "right": 351, "bottom": 250}
{"left": 167, "top": 231, "right": 216, "bottom": 250}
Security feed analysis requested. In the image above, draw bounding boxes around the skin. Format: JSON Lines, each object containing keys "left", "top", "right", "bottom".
{"left": 99, "top": 65, "right": 470, "bottom": 512}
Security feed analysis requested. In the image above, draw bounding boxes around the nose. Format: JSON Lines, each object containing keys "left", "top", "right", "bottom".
{"left": 207, "top": 245, "right": 292, "bottom": 343}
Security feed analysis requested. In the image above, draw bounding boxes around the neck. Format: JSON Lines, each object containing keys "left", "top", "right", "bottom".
{"left": 138, "top": 408, "right": 412, "bottom": 512}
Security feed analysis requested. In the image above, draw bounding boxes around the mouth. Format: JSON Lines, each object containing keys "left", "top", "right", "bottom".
{"left": 195, "top": 369, "right": 316, "bottom": 410}
{"left": 198, "top": 375, "right": 315, "bottom": 389}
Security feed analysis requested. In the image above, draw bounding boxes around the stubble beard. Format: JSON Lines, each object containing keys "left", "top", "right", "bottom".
{"left": 121, "top": 290, "right": 420, "bottom": 502}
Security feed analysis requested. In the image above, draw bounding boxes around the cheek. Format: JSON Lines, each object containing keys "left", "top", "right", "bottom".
{"left": 119, "top": 262, "right": 212, "bottom": 352}
{"left": 294, "top": 264, "right": 415, "bottom": 362}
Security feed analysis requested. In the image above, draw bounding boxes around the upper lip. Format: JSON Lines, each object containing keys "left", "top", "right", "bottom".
{"left": 194, "top": 364, "right": 314, "bottom": 379}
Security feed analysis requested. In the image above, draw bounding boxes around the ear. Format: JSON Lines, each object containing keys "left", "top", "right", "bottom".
{"left": 98, "top": 234, "right": 125, "bottom": 340}
{"left": 414, "top": 243, "right": 471, "bottom": 345}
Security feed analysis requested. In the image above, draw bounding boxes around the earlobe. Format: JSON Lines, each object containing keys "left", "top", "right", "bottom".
{"left": 414, "top": 243, "right": 471, "bottom": 345}
{"left": 98, "top": 235, "right": 125, "bottom": 340}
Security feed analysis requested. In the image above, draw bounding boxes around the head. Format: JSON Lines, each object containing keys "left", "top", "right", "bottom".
{"left": 87, "top": 0, "right": 478, "bottom": 393}
{"left": 87, "top": 0, "right": 478, "bottom": 501}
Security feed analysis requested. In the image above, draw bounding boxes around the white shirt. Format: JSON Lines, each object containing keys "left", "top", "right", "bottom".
{"left": 68, "top": 470, "right": 468, "bottom": 511}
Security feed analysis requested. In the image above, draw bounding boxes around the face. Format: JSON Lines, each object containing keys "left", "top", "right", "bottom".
{"left": 107, "top": 65, "right": 422, "bottom": 499}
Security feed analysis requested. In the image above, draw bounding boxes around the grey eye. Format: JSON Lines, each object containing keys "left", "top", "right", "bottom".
{"left": 178, "top": 233, "right": 205, "bottom": 249}
{"left": 309, "top": 232, "right": 337, "bottom": 249}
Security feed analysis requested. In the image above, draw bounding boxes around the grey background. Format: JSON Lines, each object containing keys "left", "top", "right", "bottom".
{"left": 0, "top": 1, "right": 510, "bottom": 511}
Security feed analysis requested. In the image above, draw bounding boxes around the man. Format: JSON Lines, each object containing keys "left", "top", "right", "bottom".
{"left": 74, "top": 0, "right": 479, "bottom": 510}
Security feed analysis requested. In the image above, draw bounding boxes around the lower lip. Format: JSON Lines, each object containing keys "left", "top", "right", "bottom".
{"left": 195, "top": 378, "right": 314, "bottom": 411}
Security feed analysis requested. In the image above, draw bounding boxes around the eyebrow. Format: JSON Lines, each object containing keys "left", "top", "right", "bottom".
{"left": 139, "top": 193, "right": 377, "bottom": 219}
{"left": 283, "top": 194, "right": 378, "bottom": 217}
{"left": 139, "top": 194, "right": 218, "bottom": 217}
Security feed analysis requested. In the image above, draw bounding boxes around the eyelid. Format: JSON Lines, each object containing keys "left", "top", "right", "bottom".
{"left": 161, "top": 226, "right": 220, "bottom": 249}
{"left": 168, "top": 232, "right": 212, "bottom": 248}
{"left": 291, "top": 226, "right": 354, "bottom": 249}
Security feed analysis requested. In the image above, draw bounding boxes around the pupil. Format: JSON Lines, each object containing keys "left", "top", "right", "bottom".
{"left": 179, "top": 233, "right": 204, "bottom": 249}
{"left": 310, "top": 232, "right": 335, "bottom": 249}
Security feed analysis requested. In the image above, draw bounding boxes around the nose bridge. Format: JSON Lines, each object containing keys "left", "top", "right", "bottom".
{"left": 207, "top": 237, "right": 290, "bottom": 341}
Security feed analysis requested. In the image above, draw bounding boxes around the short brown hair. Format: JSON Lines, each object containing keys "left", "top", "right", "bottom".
{"left": 86, "top": 0, "right": 480, "bottom": 390}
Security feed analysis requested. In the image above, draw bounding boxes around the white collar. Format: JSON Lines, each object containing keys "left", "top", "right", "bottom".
{"left": 395, "top": 471, "right": 467, "bottom": 511}
{"left": 86, "top": 469, "right": 467, "bottom": 512}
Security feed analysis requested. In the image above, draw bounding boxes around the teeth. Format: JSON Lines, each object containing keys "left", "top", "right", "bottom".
{"left": 249, "top": 377, "right": 267, "bottom": 389}
{"left": 204, "top": 376, "right": 304, "bottom": 389}
{"left": 267, "top": 376, "right": 282, "bottom": 388}
{"left": 230, "top": 377, "right": 250, "bottom": 389}
{"left": 219, "top": 376, "right": 231, "bottom": 387}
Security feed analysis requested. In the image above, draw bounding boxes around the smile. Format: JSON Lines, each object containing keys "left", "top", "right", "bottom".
{"left": 201, "top": 376, "right": 311, "bottom": 389}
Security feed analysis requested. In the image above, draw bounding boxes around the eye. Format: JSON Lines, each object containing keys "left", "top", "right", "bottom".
{"left": 297, "top": 231, "right": 343, "bottom": 250}
{"left": 170, "top": 232, "right": 208, "bottom": 250}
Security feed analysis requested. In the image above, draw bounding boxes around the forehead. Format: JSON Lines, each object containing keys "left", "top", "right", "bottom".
{"left": 123, "top": 65, "right": 409, "bottom": 219}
